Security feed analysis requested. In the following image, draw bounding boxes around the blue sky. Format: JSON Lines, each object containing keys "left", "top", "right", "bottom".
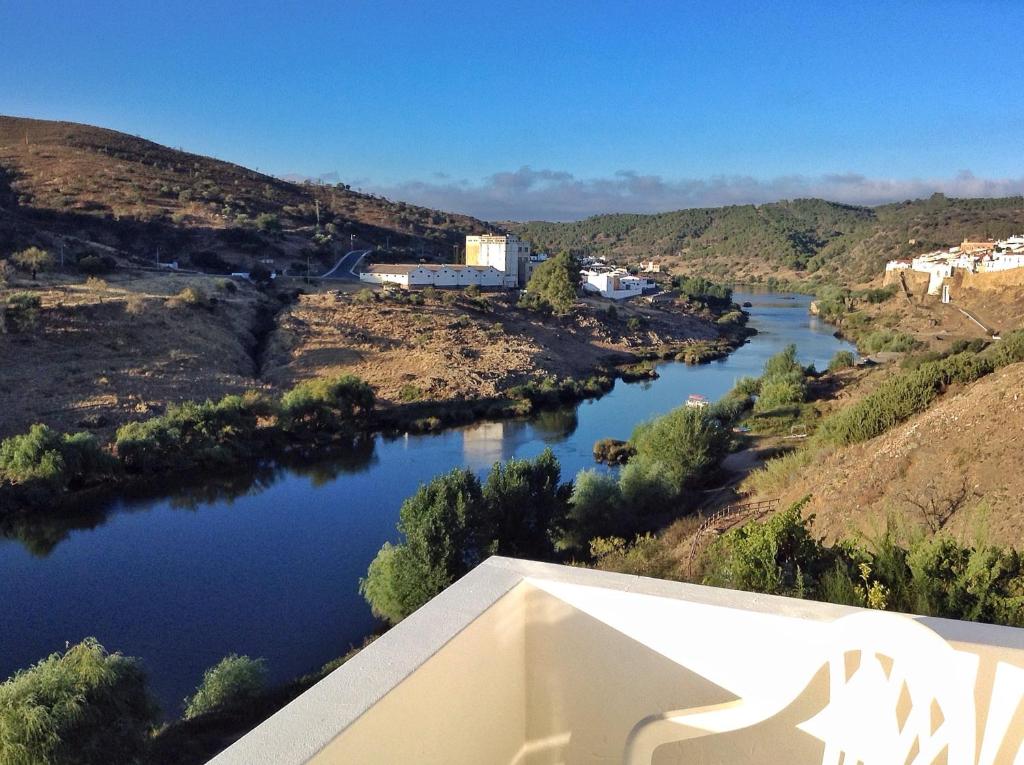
{"left": 3, "top": 0, "right": 1023, "bottom": 220}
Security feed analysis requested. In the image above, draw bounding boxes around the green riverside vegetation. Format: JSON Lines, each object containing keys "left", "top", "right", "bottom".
{"left": 702, "top": 499, "right": 1024, "bottom": 626}
{"left": 0, "top": 375, "right": 376, "bottom": 509}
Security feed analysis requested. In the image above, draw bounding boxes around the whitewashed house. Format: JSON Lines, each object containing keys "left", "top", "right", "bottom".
{"left": 581, "top": 268, "right": 654, "bottom": 300}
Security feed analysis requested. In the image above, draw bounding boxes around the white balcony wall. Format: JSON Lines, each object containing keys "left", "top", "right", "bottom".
{"left": 213, "top": 558, "right": 1024, "bottom": 765}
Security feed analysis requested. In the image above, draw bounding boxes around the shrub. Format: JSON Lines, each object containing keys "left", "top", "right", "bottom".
{"left": 183, "top": 654, "right": 267, "bottom": 719}
{"left": 115, "top": 395, "right": 262, "bottom": 473}
{"left": 3, "top": 291, "right": 41, "bottom": 332}
{"left": 355, "top": 288, "right": 376, "bottom": 304}
{"left": 860, "top": 329, "right": 919, "bottom": 354}
{"left": 278, "top": 376, "right": 375, "bottom": 438}
{"left": 361, "top": 468, "right": 489, "bottom": 624}
{"left": 0, "top": 638, "right": 157, "bottom": 764}
{"left": 175, "top": 285, "right": 207, "bottom": 306}
{"left": 464, "top": 284, "right": 481, "bottom": 298}
{"left": 0, "top": 259, "right": 13, "bottom": 287}
{"left": 753, "top": 344, "right": 807, "bottom": 412}
{"left": 741, "top": 447, "right": 819, "bottom": 496}
{"left": 398, "top": 384, "right": 423, "bottom": 402}
{"left": 673, "top": 275, "right": 732, "bottom": 307}
{"left": 828, "top": 350, "right": 855, "bottom": 372}
{"left": 817, "top": 350, "right": 998, "bottom": 446}
{"left": 702, "top": 498, "right": 833, "bottom": 597}
{"left": 254, "top": 213, "right": 281, "bottom": 232}
{"left": 589, "top": 534, "right": 680, "bottom": 579}
{"left": 0, "top": 424, "right": 116, "bottom": 494}
{"left": 362, "top": 450, "right": 570, "bottom": 624}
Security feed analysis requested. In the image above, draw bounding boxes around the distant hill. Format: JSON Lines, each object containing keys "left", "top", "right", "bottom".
{"left": 509, "top": 195, "right": 1024, "bottom": 285}
{"left": 0, "top": 116, "right": 490, "bottom": 273}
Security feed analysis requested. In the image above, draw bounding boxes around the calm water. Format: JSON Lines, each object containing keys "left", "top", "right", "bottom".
{"left": 0, "top": 292, "right": 854, "bottom": 713}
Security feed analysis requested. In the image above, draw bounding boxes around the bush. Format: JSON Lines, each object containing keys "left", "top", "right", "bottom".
{"left": 3, "top": 291, "right": 41, "bottom": 332}
{"left": 828, "top": 350, "right": 855, "bottom": 372}
{"left": 589, "top": 534, "right": 680, "bottom": 579}
{"left": 464, "top": 284, "right": 481, "bottom": 298}
{"left": 0, "top": 424, "right": 116, "bottom": 494}
{"left": 818, "top": 349, "right": 998, "bottom": 446}
{"left": 254, "top": 213, "right": 281, "bottom": 232}
{"left": 183, "top": 654, "right": 267, "bottom": 719}
{"left": 673, "top": 275, "right": 732, "bottom": 307}
{"left": 12, "top": 247, "right": 53, "bottom": 280}
{"left": 115, "top": 395, "right": 261, "bottom": 473}
{"left": 702, "top": 498, "right": 834, "bottom": 597}
{"left": 355, "top": 288, "right": 376, "bottom": 304}
{"left": 0, "top": 638, "right": 157, "bottom": 764}
{"left": 361, "top": 468, "right": 489, "bottom": 624}
{"left": 278, "top": 376, "right": 375, "bottom": 438}
{"left": 860, "top": 329, "right": 919, "bottom": 354}
{"left": 175, "top": 285, "right": 207, "bottom": 306}
{"left": 77, "top": 254, "right": 117, "bottom": 274}
{"left": 753, "top": 344, "right": 807, "bottom": 412}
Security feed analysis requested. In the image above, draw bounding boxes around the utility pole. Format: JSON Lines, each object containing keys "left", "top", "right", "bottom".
{"left": 60, "top": 244, "right": 65, "bottom": 267}
{"left": 315, "top": 199, "right": 321, "bottom": 229}
{"left": 350, "top": 233, "right": 355, "bottom": 252}
{"left": 156, "top": 247, "right": 160, "bottom": 266}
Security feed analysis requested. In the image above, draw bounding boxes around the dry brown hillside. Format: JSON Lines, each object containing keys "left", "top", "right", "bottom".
{"left": 746, "top": 361, "right": 1024, "bottom": 546}
{"left": 0, "top": 115, "right": 489, "bottom": 272}
{"left": 0, "top": 271, "right": 272, "bottom": 441}
{"left": 262, "top": 292, "right": 718, "bottom": 405}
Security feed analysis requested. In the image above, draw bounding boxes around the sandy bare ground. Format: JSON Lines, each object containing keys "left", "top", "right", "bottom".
{"left": 262, "top": 290, "right": 720, "bottom": 405}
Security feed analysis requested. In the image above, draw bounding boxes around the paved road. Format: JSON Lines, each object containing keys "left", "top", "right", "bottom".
{"left": 321, "top": 249, "right": 371, "bottom": 281}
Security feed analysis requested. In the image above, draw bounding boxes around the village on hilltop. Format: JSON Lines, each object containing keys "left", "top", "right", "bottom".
{"left": 886, "top": 235, "right": 1024, "bottom": 296}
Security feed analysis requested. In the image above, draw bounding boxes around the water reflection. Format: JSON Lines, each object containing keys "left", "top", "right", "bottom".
{"left": 2, "top": 435, "right": 379, "bottom": 556}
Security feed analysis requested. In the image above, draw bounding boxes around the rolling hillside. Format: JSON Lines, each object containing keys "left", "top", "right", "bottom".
{"left": 0, "top": 116, "right": 490, "bottom": 273}
{"left": 511, "top": 195, "right": 1024, "bottom": 285}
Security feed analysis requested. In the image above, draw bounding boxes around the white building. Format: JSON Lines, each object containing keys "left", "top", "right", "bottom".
{"left": 581, "top": 267, "right": 654, "bottom": 300}
{"left": 465, "top": 234, "right": 531, "bottom": 287}
{"left": 359, "top": 263, "right": 505, "bottom": 289}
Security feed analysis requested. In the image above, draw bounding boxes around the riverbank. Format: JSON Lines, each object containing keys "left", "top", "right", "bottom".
{"left": 0, "top": 292, "right": 847, "bottom": 739}
{"left": 1, "top": 286, "right": 752, "bottom": 514}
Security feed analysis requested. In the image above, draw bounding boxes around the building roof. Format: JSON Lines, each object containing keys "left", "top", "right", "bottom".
{"left": 363, "top": 263, "right": 502, "bottom": 274}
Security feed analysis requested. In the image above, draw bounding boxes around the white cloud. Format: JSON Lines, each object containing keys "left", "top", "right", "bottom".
{"left": 361, "top": 167, "right": 1024, "bottom": 222}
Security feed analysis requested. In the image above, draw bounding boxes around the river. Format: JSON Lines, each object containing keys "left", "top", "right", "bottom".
{"left": 0, "top": 291, "right": 854, "bottom": 713}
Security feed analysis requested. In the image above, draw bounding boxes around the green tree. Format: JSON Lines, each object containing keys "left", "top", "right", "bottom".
{"left": 361, "top": 450, "right": 571, "bottom": 624}
{"left": 629, "top": 406, "right": 730, "bottom": 496}
{"left": 521, "top": 251, "right": 579, "bottom": 314}
{"left": 361, "top": 468, "right": 488, "bottom": 624}
{"left": 558, "top": 469, "right": 627, "bottom": 553}
{"left": 12, "top": 247, "right": 54, "bottom": 281}
{"left": 481, "top": 448, "right": 570, "bottom": 559}
{"left": 0, "top": 638, "right": 157, "bottom": 765}
{"left": 183, "top": 654, "right": 266, "bottom": 719}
